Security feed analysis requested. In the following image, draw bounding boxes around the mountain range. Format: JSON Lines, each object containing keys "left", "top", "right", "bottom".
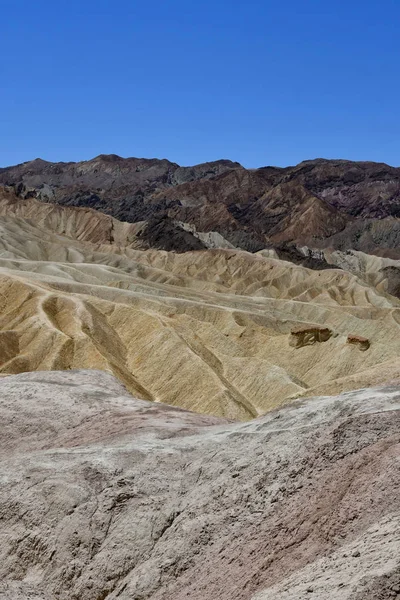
{"left": 2, "top": 154, "right": 400, "bottom": 257}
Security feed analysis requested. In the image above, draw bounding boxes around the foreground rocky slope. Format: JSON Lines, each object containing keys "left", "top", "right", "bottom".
{"left": 2, "top": 155, "right": 400, "bottom": 255}
{"left": 0, "top": 370, "right": 399, "bottom": 599}
{"left": 2, "top": 207, "right": 400, "bottom": 418}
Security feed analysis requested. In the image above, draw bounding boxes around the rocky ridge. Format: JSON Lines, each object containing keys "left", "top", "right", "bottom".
{"left": 1, "top": 155, "right": 400, "bottom": 255}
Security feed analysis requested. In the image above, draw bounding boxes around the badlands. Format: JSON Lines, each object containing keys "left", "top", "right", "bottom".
{"left": 0, "top": 155, "right": 400, "bottom": 598}
{"left": 1, "top": 185, "right": 400, "bottom": 419}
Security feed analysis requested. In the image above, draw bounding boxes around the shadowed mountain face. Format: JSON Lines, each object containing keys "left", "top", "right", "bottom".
{"left": 0, "top": 155, "right": 243, "bottom": 225}
{"left": 1, "top": 155, "right": 400, "bottom": 255}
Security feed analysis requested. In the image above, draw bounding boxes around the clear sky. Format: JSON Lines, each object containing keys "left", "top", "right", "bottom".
{"left": 1, "top": 0, "right": 399, "bottom": 168}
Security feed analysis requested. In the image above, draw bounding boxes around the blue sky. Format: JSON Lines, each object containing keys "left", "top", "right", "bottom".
{"left": 1, "top": 0, "right": 399, "bottom": 168}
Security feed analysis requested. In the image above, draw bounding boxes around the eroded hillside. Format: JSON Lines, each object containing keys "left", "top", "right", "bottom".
{"left": 1, "top": 196, "right": 400, "bottom": 419}
{"left": 0, "top": 370, "right": 399, "bottom": 599}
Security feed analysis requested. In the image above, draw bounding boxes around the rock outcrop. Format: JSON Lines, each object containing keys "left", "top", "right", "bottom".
{"left": 289, "top": 325, "right": 333, "bottom": 348}
{"left": 347, "top": 334, "right": 371, "bottom": 351}
{"left": 0, "top": 370, "right": 399, "bottom": 600}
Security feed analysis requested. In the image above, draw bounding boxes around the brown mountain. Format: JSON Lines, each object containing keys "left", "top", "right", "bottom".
{"left": 1, "top": 155, "right": 400, "bottom": 255}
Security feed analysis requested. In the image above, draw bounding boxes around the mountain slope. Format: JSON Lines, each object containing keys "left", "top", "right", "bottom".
{"left": 0, "top": 186, "right": 238, "bottom": 253}
{"left": 1, "top": 155, "right": 400, "bottom": 255}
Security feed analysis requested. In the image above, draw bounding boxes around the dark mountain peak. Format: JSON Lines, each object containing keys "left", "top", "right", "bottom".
{"left": 88, "top": 154, "right": 178, "bottom": 167}
{"left": 26, "top": 157, "right": 51, "bottom": 166}
{"left": 92, "top": 153, "right": 124, "bottom": 162}
{"left": 191, "top": 159, "right": 243, "bottom": 169}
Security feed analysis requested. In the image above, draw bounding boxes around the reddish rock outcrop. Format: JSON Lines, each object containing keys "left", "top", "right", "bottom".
{"left": 347, "top": 334, "right": 371, "bottom": 351}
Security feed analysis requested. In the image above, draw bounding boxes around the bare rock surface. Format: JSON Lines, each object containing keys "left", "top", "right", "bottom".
{"left": 2, "top": 155, "right": 400, "bottom": 255}
{"left": 347, "top": 334, "right": 371, "bottom": 351}
{"left": 289, "top": 325, "right": 333, "bottom": 348}
{"left": 0, "top": 370, "right": 399, "bottom": 599}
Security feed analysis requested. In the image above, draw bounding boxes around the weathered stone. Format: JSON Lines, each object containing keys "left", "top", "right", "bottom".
{"left": 347, "top": 334, "right": 370, "bottom": 351}
{"left": 289, "top": 326, "right": 333, "bottom": 348}
{"left": 0, "top": 370, "right": 399, "bottom": 600}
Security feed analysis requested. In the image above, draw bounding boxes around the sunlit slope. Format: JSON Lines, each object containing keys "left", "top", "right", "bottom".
{"left": 1, "top": 215, "right": 400, "bottom": 419}
{"left": 0, "top": 186, "right": 148, "bottom": 247}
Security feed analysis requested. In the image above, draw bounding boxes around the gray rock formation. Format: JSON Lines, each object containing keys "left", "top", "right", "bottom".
{"left": 0, "top": 370, "right": 399, "bottom": 599}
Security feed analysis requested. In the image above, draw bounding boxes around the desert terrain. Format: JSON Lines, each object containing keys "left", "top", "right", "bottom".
{"left": 2, "top": 184, "right": 400, "bottom": 418}
{"left": 0, "top": 155, "right": 400, "bottom": 598}
{"left": 0, "top": 370, "right": 399, "bottom": 599}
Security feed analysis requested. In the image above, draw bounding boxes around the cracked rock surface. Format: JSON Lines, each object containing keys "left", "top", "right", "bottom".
{"left": 0, "top": 369, "right": 399, "bottom": 599}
